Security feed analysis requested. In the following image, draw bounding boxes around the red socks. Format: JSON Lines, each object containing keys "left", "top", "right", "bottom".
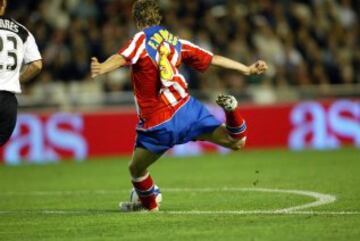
{"left": 225, "top": 107, "right": 247, "bottom": 140}
{"left": 132, "top": 173, "right": 158, "bottom": 210}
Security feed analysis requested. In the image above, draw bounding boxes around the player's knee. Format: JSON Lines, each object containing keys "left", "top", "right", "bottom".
{"left": 128, "top": 161, "right": 145, "bottom": 178}
{"left": 128, "top": 162, "right": 139, "bottom": 177}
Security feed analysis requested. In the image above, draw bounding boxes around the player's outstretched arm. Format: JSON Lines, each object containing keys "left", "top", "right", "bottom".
{"left": 211, "top": 55, "right": 268, "bottom": 76}
{"left": 20, "top": 60, "right": 43, "bottom": 82}
{"left": 91, "top": 54, "right": 127, "bottom": 79}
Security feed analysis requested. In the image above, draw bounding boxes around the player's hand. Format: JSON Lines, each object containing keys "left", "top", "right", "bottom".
{"left": 91, "top": 57, "right": 102, "bottom": 78}
{"left": 248, "top": 60, "right": 268, "bottom": 75}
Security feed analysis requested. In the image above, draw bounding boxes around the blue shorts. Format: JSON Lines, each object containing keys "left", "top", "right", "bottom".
{"left": 136, "top": 97, "right": 222, "bottom": 154}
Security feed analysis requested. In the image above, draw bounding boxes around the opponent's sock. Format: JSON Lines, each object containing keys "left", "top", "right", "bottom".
{"left": 225, "top": 107, "right": 247, "bottom": 140}
{"left": 132, "top": 173, "right": 158, "bottom": 211}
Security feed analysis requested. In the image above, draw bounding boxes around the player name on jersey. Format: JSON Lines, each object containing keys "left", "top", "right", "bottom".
{"left": 0, "top": 18, "right": 19, "bottom": 33}
{"left": 147, "top": 29, "right": 178, "bottom": 50}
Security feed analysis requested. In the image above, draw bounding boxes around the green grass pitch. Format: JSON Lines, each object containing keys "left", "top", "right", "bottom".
{"left": 0, "top": 148, "right": 359, "bottom": 241}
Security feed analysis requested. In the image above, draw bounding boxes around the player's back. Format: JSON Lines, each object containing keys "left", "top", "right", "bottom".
{"left": 0, "top": 17, "right": 39, "bottom": 93}
{"left": 118, "top": 26, "right": 213, "bottom": 129}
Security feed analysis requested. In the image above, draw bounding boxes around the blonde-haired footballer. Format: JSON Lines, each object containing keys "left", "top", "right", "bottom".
{"left": 0, "top": 0, "right": 42, "bottom": 146}
{"left": 91, "top": 0, "right": 268, "bottom": 212}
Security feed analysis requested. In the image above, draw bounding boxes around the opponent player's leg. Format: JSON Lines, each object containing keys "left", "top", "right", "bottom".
{"left": 0, "top": 92, "right": 18, "bottom": 147}
{"left": 121, "top": 148, "right": 162, "bottom": 212}
{"left": 198, "top": 94, "right": 247, "bottom": 150}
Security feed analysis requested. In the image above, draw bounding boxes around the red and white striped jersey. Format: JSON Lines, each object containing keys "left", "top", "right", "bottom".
{"left": 118, "top": 26, "right": 213, "bottom": 129}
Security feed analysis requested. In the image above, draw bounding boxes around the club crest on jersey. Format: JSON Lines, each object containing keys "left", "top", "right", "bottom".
{"left": 144, "top": 26, "right": 182, "bottom": 63}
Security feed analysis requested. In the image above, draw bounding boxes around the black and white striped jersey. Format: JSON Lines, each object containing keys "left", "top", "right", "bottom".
{"left": 0, "top": 17, "right": 41, "bottom": 93}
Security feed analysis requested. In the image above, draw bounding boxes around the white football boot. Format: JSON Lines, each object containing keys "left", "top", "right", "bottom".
{"left": 216, "top": 94, "right": 238, "bottom": 112}
{"left": 119, "top": 201, "right": 159, "bottom": 213}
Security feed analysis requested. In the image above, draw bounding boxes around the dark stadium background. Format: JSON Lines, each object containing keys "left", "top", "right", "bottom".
{"left": 7, "top": 0, "right": 359, "bottom": 93}
{"left": 1, "top": 0, "right": 359, "bottom": 163}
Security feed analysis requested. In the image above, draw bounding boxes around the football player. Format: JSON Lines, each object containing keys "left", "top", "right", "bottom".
{"left": 0, "top": 0, "right": 42, "bottom": 147}
{"left": 91, "top": 0, "right": 267, "bottom": 212}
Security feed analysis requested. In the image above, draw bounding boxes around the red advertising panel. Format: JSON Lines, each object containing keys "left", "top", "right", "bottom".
{"left": 0, "top": 100, "right": 359, "bottom": 164}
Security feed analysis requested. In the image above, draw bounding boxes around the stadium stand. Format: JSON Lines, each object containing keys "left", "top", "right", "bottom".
{"left": 7, "top": 0, "right": 359, "bottom": 108}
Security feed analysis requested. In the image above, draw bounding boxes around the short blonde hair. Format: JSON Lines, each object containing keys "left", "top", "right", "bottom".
{"left": 132, "top": 0, "right": 162, "bottom": 29}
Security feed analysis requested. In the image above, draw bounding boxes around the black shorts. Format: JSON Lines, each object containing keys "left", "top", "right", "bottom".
{"left": 0, "top": 91, "right": 18, "bottom": 147}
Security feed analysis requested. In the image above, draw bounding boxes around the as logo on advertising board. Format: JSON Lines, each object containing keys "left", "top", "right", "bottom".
{"left": 289, "top": 100, "right": 360, "bottom": 150}
{"left": 3, "top": 113, "right": 88, "bottom": 165}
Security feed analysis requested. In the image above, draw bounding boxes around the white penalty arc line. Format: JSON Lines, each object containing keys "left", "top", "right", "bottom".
{"left": 164, "top": 210, "right": 360, "bottom": 216}
{"left": 0, "top": 187, "right": 357, "bottom": 216}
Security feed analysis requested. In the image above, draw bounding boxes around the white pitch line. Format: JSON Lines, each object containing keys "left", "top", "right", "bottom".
{"left": 223, "top": 188, "right": 337, "bottom": 213}
{"left": 164, "top": 187, "right": 337, "bottom": 213}
{"left": 0, "top": 187, "right": 352, "bottom": 216}
{"left": 0, "top": 190, "right": 125, "bottom": 196}
{"left": 164, "top": 210, "right": 360, "bottom": 216}
{"left": 151, "top": 187, "right": 336, "bottom": 213}
{"left": 0, "top": 210, "right": 359, "bottom": 216}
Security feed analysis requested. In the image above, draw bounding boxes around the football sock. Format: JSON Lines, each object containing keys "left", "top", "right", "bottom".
{"left": 132, "top": 173, "right": 158, "bottom": 210}
{"left": 225, "top": 107, "right": 247, "bottom": 140}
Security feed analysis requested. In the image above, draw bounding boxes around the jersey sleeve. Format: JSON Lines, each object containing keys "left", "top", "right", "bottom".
{"left": 117, "top": 32, "right": 146, "bottom": 65}
{"left": 180, "top": 39, "right": 213, "bottom": 72}
{"left": 23, "top": 32, "right": 42, "bottom": 64}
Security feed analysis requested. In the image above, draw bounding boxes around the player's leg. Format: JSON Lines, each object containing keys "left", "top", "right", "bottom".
{"left": 198, "top": 124, "right": 246, "bottom": 150}
{"left": 0, "top": 91, "right": 18, "bottom": 147}
{"left": 129, "top": 147, "right": 162, "bottom": 178}
{"left": 123, "top": 148, "right": 163, "bottom": 212}
{"left": 197, "top": 94, "right": 247, "bottom": 150}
